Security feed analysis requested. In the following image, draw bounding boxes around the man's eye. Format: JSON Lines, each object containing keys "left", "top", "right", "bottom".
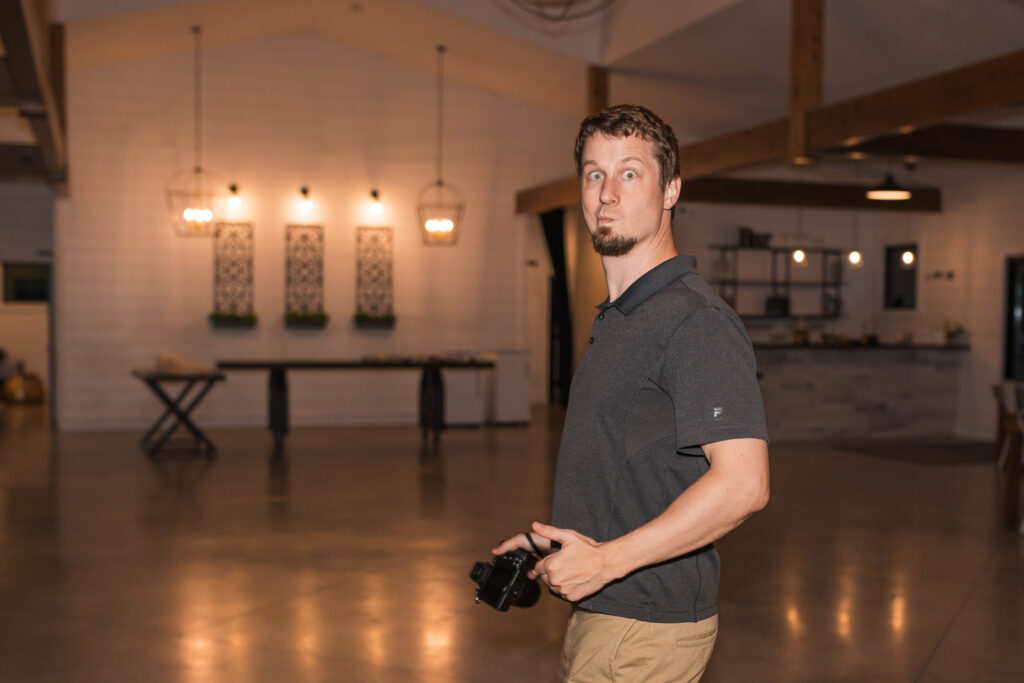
{"left": 588, "top": 171, "right": 603, "bottom": 181}
{"left": 623, "top": 170, "right": 637, "bottom": 179}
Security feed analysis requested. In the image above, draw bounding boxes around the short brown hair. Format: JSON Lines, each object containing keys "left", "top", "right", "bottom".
{"left": 573, "top": 104, "right": 680, "bottom": 188}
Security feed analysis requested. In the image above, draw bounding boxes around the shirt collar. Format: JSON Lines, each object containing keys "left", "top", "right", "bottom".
{"left": 597, "top": 254, "right": 697, "bottom": 315}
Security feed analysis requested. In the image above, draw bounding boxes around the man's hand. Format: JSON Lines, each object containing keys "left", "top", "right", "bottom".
{"left": 528, "top": 521, "right": 613, "bottom": 603}
{"left": 490, "top": 530, "right": 552, "bottom": 558}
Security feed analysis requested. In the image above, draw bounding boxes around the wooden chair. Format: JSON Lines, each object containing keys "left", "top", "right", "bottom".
{"left": 993, "top": 382, "right": 1024, "bottom": 534}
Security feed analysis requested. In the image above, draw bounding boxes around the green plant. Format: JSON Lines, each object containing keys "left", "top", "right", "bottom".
{"left": 208, "top": 311, "right": 257, "bottom": 324}
{"left": 284, "top": 311, "right": 330, "bottom": 323}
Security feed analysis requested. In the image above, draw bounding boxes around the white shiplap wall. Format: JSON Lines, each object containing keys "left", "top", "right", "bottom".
{"left": 55, "top": 31, "right": 576, "bottom": 430}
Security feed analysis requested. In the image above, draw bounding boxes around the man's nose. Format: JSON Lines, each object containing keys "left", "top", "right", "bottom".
{"left": 599, "top": 179, "right": 618, "bottom": 205}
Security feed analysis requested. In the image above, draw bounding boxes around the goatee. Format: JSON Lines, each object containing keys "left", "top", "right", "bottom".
{"left": 591, "top": 227, "right": 637, "bottom": 256}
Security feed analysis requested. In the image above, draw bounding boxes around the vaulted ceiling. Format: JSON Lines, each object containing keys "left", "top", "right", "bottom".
{"left": 2, "top": 0, "right": 1023, "bottom": 192}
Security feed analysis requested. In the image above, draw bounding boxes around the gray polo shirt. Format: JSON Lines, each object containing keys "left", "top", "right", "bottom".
{"left": 551, "top": 254, "right": 768, "bottom": 623}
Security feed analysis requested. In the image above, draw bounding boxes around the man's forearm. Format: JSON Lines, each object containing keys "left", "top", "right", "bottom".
{"left": 599, "top": 438, "right": 769, "bottom": 584}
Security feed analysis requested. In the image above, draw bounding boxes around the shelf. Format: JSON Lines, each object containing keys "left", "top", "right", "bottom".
{"left": 710, "top": 244, "right": 844, "bottom": 254}
{"left": 710, "top": 280, "right": 844, "bottom": 287}
{"left": 739, "top": 315, "right": 840, "bottom": 321}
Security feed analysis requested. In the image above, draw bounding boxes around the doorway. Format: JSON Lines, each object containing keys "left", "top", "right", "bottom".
{"left": 1005, "top": 256, "right": 1024, "bottom": 380}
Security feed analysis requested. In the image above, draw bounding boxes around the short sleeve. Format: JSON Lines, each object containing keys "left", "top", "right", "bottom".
{"left": 659, "top": 307, "right": 768, "bottom": 451}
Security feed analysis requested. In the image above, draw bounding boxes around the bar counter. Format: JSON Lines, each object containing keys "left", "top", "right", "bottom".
{"left": 754, "top": 344, "right": 969, "bottom": 440}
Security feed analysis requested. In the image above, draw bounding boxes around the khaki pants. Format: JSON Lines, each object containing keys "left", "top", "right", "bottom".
{"left": 559, "top": 609, "right": 718, "bottom": 682}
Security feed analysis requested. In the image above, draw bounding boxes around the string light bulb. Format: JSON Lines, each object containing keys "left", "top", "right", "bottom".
{"left": 848, "top": 250, "right": 864, "bottom": 269}
{"left": 792, "top": 249, "right": 809, "bottom": 268}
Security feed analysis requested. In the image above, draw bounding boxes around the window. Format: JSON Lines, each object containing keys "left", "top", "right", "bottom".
{"left": 884, "top": 245, "right": 917, "bottom": 309}
{"left": 2, "top": 263, "right": 50, "bottom": 302}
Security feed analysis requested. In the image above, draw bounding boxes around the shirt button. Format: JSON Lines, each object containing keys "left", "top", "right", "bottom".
{"left": 589, "top": 337, "right": 595, "bottom": 344}
{"left": 598, "top": 313, "right": 605, "bottom": 320}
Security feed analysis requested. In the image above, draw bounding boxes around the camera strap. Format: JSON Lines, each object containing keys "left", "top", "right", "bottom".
{"left": 525, "top": 533, "right": 543, "bottom": 556}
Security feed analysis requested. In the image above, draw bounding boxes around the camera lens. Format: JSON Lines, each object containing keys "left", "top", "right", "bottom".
{"left": 513, "top": 577, "right": 540, "bottom": 608}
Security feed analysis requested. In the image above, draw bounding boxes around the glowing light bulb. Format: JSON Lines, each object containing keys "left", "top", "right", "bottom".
{"left": 228, "top": 195, "right": 242, "bottom": 209}
{"left": 848, "top": 250, "right": 863, "bottom": 268}
{"left": 901, "top": 250, "right": 915, "bottom": 266}
{"left": 792, "top": 249, "right": 806, "bottom": 264}
{"left": 301, "top": 198, "right": 313, "bottom": 213}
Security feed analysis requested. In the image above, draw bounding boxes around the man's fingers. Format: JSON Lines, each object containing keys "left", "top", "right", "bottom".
{"left": 531, "top": 520, "right": 571, "bottom": 544}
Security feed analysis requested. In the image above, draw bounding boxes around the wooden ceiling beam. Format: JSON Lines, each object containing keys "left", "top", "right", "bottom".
{"left": 808, "top": 48, "right": 1024, "bottom": 149}
{"left": 0, "top": 142, "right": 48, "bottom": 180}
{"left": 516, "top": 176, "right": 580, "bottom": 215}
{"left": 514, "top": 175, "right": 941, "bottom": 214}
{"left": 838, "top": 124, "right": 1024, "bottom": 164}
{"left": 679, "top": 177, "right": 941, "bottom": 212}
{"left": 587, "top": 66, "right": 609, "bottom": 117}
{"left": 680, "top": 119, "right": 789, "bottom": 180}
{"left": 516, "top": 43, "right": 1024, "bottom": 214}
{"left": 788, "top": 0, "right": 823, "bottom": 163}
{"left": 0, "top": 0, "right": 66, "bottom": 181}
{"left": 0, "top": 58, "right": 20, "bottom": 106}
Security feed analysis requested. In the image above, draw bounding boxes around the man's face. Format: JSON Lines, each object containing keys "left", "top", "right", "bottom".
{"left": 580, "top": 133, "right": 677, "bottom": 257}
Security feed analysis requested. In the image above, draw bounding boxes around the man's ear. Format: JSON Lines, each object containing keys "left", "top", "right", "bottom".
{"left": 663, "top": 176, "right": 681, "bottom": 210}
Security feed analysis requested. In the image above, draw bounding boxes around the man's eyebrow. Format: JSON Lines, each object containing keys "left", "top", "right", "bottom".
{"left": 620, "top": 156, "right": 647, "bottom": 165}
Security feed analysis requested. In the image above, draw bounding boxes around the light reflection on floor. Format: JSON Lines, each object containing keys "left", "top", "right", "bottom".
{"left": 0, "top": 405, "right": 1020, "bottom": 682}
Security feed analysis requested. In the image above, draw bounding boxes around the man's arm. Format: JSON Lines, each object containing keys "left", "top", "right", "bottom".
{"left": 529, "top": 437, "right": 769, "bottom": 602}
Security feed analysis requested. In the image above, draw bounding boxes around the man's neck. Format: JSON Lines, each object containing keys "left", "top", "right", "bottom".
{"left": 602, "top": 226, "right": 679, "bottom": 302}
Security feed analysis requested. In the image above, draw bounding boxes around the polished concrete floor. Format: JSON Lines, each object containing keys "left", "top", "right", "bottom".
{"left": 0, "top": 404, "right": 1021, "bottom": 682}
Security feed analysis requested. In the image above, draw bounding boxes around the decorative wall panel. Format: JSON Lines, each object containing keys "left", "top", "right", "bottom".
{"left": 285, "top": 224, "right": 324, "bottom": 314}
{"left": 356, "top": 226, "right": 394, "bottom": 317}
{"left": 213, "top": 222, "right": 254, "bottom": 315}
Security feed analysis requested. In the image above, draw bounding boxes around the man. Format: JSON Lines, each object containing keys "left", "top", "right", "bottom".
{"left": 492, "top": 105, "right": 770, "bottom": 682}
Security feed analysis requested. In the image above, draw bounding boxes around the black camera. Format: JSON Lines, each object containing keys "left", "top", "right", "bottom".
{"left": 469, "top": 548, "right": 541, "bottom": 611}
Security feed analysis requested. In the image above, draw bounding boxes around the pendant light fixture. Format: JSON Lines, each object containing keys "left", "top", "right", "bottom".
{"left": 417, "top": 45, "right": 465, "bottom": 246}
{"left": 792, "top": 171, "right": 809, "bottom": 269}
{"left": 165, "top": 26, "right": 228, "bottom": 236}
{"left": 848, "top": 167, "right": 864, "bottom": 269}
{"left": 866, "top": 172, "right": 911, "bottom": 201}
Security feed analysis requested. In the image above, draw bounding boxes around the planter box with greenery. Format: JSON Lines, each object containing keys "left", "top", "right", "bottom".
{"left": 354, "top": 311, "right": 395, "bottom": 329}
{"left": 209, "top": 312, "right": 257, "bottom": 328}
{"left": 285, "top": 311, "right": 329, "bottom": 328}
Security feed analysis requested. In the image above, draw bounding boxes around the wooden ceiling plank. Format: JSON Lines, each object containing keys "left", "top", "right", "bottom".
{"left": 788, "top": 0, "right": 823, "bottom": 163}
{"left": 840, "top": 124, "right": 1024, "bottom": 164}
{"left": 0, "top": 0, "right": 65, "bottom": 179}
{"left": 808, "top": 48, "right": 1024, "bottom": 149}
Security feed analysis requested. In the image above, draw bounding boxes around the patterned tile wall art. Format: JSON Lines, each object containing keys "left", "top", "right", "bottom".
{"left": 285, "top": 224, "right": 325, "bottom": 315}
{"left": 356, "top": 226, "right": 394, "bottom": 326}
{"left": 213, "top": 222, "right": 255, "bottom": 316}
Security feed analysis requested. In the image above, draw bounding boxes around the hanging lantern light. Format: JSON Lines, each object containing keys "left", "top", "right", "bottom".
{"left": 165, "top": 26, "right": 228, "bottom": 237}
{"left": 418, "top": 45, "right": 465, "bottom": 246}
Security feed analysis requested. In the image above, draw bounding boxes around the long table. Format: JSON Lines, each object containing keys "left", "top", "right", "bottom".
{"left": 216, "top": 358, "right": 495, "bottom": 445}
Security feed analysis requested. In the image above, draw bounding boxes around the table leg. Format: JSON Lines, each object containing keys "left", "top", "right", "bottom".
{"left": 419, "top": 364, "right": 444, "bottom": 443}
{"left": 140, "top": 378, "right": 219, "bottom": 457}
{"left": 268, "top": 366, "right": 289, "bottom": 446}
{"left": 140, "top": 379, "right": 195, "bottom": 448}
